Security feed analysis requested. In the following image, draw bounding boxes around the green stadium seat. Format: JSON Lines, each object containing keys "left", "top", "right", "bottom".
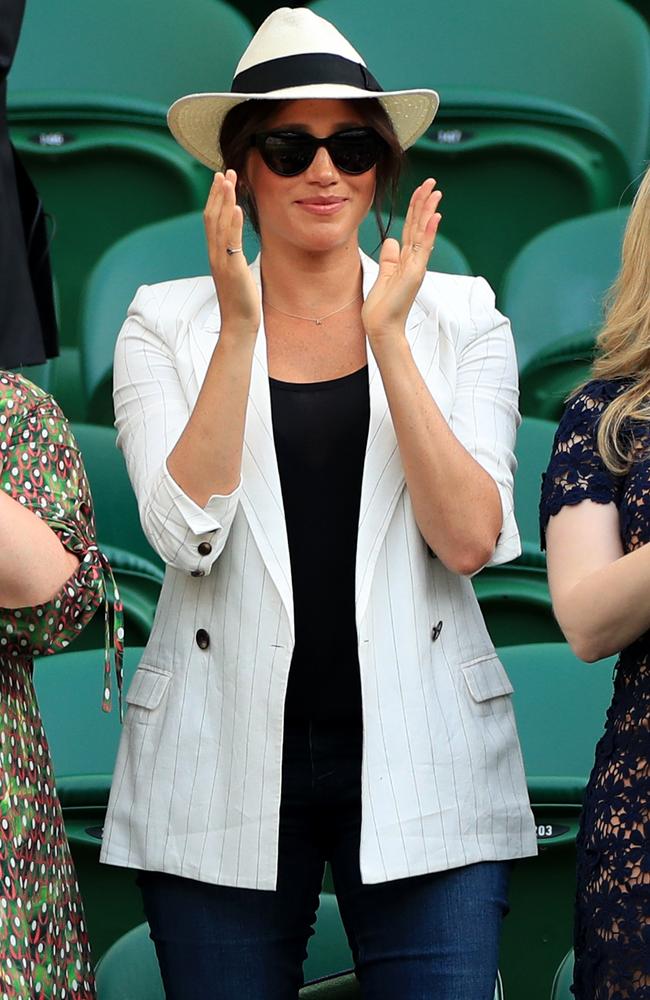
{"left": 34, "top": 645, "right": 143, "bottom": 793}
{"left": 473, "top": 560, "right": 561, "bottom": 647}
{"left": 60, "top": 422, "right": 164, "bottom": 651}
{"left": 79, "top": 210, "right": 471, "bottom": 425}
{"left": 8, "top": 0, "right": 253, "bottom": 114}
{"left": 311, "top": 0, "right": 649, "bottom": 286}
{"left": 551, "top": 949, "right": 574, "bottom": 1000}
{"left": 501, "top": 642, "right": 616, "bottom": 795}
{"left": 517, "top": 328, "right": 596, "bottom": 424}
{"left": 500, "top": 206, "right": 629, "bottom": 377}
{"left": 7, "top": 0, "right": 253, "bottom": 348}
{"left": 71, "top": 423, "right": 162, "bottom": 570}
{"left": 497, "top": 642, "right": 616, "bottom": 1000}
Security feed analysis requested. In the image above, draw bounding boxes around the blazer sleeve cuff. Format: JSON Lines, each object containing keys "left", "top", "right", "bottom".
{"left": 484, "top": 483, "right": 522, "bottom": 570}
{"left": 143, "top": 460, "right": 241, "bottom": 573}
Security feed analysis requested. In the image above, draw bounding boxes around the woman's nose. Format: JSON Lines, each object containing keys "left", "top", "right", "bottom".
{"left": 306, "top": 144, "right": 338, "bottom": 182}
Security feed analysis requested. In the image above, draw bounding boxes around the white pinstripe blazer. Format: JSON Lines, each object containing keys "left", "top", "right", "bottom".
{"left": 100, "top": 252, "right": 537, "bottom": 888}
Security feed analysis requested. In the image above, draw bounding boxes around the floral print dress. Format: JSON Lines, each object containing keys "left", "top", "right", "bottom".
{"left": 540, "top": 378, "right": 650, "bottom": 1000}
{"left": 0, "top": 371, "right": 123, "bottom": 998}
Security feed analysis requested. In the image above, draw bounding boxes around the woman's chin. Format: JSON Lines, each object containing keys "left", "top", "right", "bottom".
{"left": 294, "top": 221, "right": 360, "bottom": 254}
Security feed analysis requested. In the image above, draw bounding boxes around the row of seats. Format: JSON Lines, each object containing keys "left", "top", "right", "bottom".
{"left": 8, "top": 0, "right": 649, "bottom": 353}
{"left": 36, "top": 639, "right": 611, "bottom": 996}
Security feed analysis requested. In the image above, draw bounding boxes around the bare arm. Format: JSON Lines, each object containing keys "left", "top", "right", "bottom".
{"left": 363, "top": 180, "right": 508, "bottom": 575}
{"left": 167, "top": 170, "right": 259, "bottom": 505}
{"left": 371, "top": 336, "right": 501, "bottom": 575}
{"left": 546, "top": 500, "right": 650, "bottom": 661}
{"left": 0, "top": 491, "right": 79, "bottom": 607}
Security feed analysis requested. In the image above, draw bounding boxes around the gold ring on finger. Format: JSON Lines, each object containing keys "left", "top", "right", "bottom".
{"left": 226, "top": 246, "right": 243, "bottom": 255}
{"left": 411, "top": 243, "right": 423, "bottom": 252}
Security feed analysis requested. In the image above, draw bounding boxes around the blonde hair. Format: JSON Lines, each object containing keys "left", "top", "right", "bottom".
{"left": 587, "top": 167, "right": 650, "bottom": 475}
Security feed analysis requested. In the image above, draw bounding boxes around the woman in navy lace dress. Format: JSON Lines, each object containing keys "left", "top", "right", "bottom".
{"left": 540, "top": 166, "right": 650, "bottom": 999}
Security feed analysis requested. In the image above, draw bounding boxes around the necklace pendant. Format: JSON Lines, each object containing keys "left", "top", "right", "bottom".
{"left": 315, "top": 318, "right": 322, "bottom": 326}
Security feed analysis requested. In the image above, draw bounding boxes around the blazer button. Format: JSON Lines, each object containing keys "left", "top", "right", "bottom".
{"left": 191, "top": 569, "right": 205, "bottom": 578}
{"left": 431, "top": 620, "right": 443, "bottom": 642}
{"left": 197, "top": 541, "right": 212, "bottom": 556}
{"left": 196, "top": 628, "right": 210, "bottom": 650}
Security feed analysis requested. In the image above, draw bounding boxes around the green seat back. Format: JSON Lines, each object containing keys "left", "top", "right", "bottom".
{"left": 80, "top": 210, "right": 470, "bottom": 425}
{"left": 71, "top": 423, "right": 161, "bottom": 568}
{"left": 499, "top": 642, "right": 616, "bottom": 791}
{"left": 95, "top": 923, "right": 162, "bottom": 999}
{"left": 472, "top": 564, "right": 562, "bottom": 647}
{"left": 501, "top": 207, "right": 629, "bottom": 372}
{"left": 401, "top": 124, "right": 626, "bottom": 288}
{"left": 8, "top": 0, "right": 252, "bottom": 118}
{"left": 33, "top": 645, "right": 144, "bottom": 783}
{"left": 551, "top": 949, "right": 575, "bottom": 1000}
{"left": 519, "top": 329, "right": 596, "bottom": 423}
{"left": 514, "top": 416, "right": 557, "bottom": 559}
{"left": 310, "top": 0, "right": 650, "bottom": 176}
{"left": 311, "top": 0, "right": 648, "bottom": 285}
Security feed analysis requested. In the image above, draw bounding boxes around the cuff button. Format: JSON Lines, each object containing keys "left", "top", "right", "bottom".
{"left": 191, "top": 569, "right": 205, "bottom": 578}
{"left": 197, "top": 541, "right": 212, "bottom": 556}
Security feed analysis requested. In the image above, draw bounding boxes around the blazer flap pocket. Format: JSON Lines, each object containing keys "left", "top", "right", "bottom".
{"left": 126, "top": 664, "right": 172, "bottom": 710}
{"left": 462, "top": 654, "right": 514, "bottom": 703}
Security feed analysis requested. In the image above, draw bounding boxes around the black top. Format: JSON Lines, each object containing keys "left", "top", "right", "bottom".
{"left": 269, "top": 364, "right": 370, "bottom": 725}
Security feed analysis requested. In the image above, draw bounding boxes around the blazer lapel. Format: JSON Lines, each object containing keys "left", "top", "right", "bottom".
{"left": 239, "top": 261, "right": 294, "bottom": 637}
{"left": 185, "top": 252, "right": 447, "bottom": 641}
{"left": 355, "top": 253, "right": 441, "bottom": 629}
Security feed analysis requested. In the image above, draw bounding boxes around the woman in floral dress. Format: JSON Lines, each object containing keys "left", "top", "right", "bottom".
{"left": 0, "top": 369, "right": 122, "bottom": 998}
{"left": 541, "top": 166, "right": 650, "bottom": 998}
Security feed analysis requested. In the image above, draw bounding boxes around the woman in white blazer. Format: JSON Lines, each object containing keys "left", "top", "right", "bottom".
{"left": 100, "top": 8, "right": 536, "bottom": 999}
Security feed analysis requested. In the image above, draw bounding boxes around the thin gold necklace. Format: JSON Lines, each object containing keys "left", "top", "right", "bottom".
{"left": 263, "top": 291, "right": 362, "bottom": 327}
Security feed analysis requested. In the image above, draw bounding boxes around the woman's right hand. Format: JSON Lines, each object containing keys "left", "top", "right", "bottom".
{"left": 204, "top": 169, "right": 260, "bottom": 336}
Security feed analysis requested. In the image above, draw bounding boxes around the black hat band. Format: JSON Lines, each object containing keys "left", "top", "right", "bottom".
{"left": 231, "top": 52, "right": 383, "bottom": 95}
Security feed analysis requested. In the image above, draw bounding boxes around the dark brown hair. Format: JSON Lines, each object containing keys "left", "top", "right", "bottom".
{"left": 218, "top": 97, "right": 403, "bottom": 238}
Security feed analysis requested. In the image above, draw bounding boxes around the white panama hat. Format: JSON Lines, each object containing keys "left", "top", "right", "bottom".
{"left": 167, "top": 6, "right": 439, "bottom": 172}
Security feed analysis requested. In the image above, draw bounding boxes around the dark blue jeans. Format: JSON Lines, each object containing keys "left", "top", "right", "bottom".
{"left": 138, "top": 719, "right": 510, "bottom": 999}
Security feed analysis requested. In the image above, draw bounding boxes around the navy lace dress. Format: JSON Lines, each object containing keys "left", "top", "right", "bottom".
{"left": 540, "top": 378, "right": 650, "bottom": 999}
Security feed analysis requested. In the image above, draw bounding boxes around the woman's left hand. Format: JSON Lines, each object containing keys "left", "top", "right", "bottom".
{"left": 362, "top": 179, "right": 442, "bottom": 344}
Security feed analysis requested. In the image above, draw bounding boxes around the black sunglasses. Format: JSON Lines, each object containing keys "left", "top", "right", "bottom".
{"left": 250, "top": 127, "right": 386, "bottom": 177}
